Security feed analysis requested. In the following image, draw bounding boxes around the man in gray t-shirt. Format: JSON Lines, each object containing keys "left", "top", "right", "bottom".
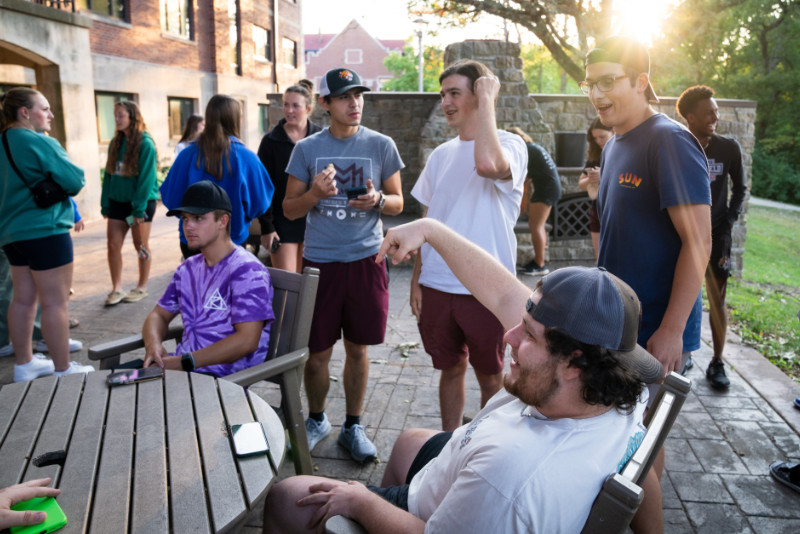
{"left": 284, "top": 67, "right": 404, "bottom": 462}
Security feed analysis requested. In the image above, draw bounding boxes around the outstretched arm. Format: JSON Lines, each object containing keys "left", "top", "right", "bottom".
{"left": 379, "top": 219, "right": 529, "bottom": 331}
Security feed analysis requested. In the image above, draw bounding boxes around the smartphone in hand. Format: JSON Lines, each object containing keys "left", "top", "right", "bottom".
{"left": 346, "top": 186, "right": 368, "bottom": 200}
{"left": 10, "top": 496, "right": 67, "bottom": 534}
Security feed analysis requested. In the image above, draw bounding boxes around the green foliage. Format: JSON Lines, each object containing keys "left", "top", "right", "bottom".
{"left": 520, "top": 44, "right": 582, "bottom": 94}
{"left": 726, "top": 206, "right": 800, "bottom": 380}
{"left": 654, "top": 0, "right": 800, "bottom": 204}
{"left": 383, "top": 43, "right": 444, "bottom": 92}
{"left": 751, "top": 147, "right": 800, "bottom": 206}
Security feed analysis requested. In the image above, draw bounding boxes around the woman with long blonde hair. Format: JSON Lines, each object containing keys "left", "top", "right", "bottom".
{"left": 101, "top": 100, "right": 159, "bottom": 306}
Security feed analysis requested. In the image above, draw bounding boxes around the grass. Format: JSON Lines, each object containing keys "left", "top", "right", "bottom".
{"left": 724, "top": 205, "right": 800, "bottom": 382}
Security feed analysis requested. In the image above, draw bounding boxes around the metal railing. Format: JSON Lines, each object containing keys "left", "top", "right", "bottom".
{"left": 31, "top": 0, "right": 76, "bottom": 13}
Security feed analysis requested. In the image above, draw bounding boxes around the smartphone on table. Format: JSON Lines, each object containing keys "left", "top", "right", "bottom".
{"left": 107, "top": 366, "right": 163, "bottom": 386}
{"left": 10, "top": 496, "right": 67, "bottom": 534}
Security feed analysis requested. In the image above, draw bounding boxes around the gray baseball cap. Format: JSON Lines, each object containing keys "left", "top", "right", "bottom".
{"left": 526, "top": 266, "right": 663, "bottom": 384}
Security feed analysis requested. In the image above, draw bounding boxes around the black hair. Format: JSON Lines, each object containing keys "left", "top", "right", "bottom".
{"left": 545, "top": 328, "right": 644, "bottom": 414}
{"left": 676, "top": 85, "right": 715, "bottom": 119}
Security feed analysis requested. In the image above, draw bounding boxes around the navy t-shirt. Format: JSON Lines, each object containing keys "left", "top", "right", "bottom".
{"left": 597, "top": 114, "right": 711, "bottom": 352}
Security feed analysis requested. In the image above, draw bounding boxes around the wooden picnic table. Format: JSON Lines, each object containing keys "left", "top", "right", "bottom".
{"left": 0, "top": 370, "right": 285, "bottom": 533}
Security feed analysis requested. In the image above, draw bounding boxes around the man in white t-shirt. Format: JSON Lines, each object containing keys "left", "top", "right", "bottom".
{"left": 410, "top": 59, "right": 528, "bottom": 431}
{"left": 264, "top": 219, "right": 664, "bottom": 534}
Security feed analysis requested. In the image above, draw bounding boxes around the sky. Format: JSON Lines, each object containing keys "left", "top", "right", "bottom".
{"left": 301, "top": 0, "right": 679, "bottom": 48}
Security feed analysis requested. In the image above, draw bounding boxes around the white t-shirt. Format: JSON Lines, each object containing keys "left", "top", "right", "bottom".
{"left": 411, "top": 131, "right": 527, "bottom": 294}
{"left": 407, "top": 389, "right": 648, "bottom": 534}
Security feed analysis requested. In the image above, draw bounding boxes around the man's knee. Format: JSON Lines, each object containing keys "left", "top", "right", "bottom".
{"left": 265, "top": 475, "right": 328, "bottom": 532}
{"left": 440, "top": 358, "right": 468, "bottom": 379}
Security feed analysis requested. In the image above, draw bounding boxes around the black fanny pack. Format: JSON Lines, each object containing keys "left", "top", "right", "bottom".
{"left": 2, "top": 132, "right": 68, "bottom": 209}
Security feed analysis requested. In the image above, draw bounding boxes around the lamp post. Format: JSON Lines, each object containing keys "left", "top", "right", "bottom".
{"left": 414, "top": 17, "right": 428, "bottom": 92}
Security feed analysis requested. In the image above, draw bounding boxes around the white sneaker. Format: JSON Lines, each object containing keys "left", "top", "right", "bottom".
{"left": 14, "top": 353, "right": 55, "bottom": 382}
{"left": 305, "top": 414, "right": 332, "bottom": 452}
{"left": 0, "top": 343, "right": 13, "bottom": 358}
{"left": 53, "top": 361, "right": 95, "bottom": 377}
{"left": 35, "top": 338, "right": 83, "bottom": 353}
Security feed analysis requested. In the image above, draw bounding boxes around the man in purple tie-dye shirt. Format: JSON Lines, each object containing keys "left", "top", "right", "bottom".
{"left": 143, "top": 180, "right": 274, "bottom": 377}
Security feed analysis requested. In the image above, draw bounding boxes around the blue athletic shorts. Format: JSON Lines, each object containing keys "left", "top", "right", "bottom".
{"left": 3, "top": 232, "right": 73, "bottom": 271}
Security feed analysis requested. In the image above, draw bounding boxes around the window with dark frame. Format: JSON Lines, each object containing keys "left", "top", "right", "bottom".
{"left": 161, "top": 0, "right": 193, "bottom": 39}
{"left": 282, "top": 37, "right": 297, "bottom": 68}
{"left": 258, "top": 104, "right": 270, "bottom": 135}
{"left": 229, "top": 0, "right": 242, "bottom": 75}
{"left": 77, "top": 0, "right": 127, "bottom": 20}
{"left": 167, "top": 97, "right": 196, "bottom": 140}
{"left": 253, "top": 26, "right": 272, "bottom": 62}
{"left": 95, "top": 92, "right": 134, "bottom": 142}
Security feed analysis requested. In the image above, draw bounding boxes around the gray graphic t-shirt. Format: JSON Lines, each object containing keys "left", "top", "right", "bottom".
{"left": 286, "top": 126, "right": 404, "bottom": 262}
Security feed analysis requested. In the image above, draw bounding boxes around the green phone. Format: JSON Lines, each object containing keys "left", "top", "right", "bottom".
{"left": 10, "top": 496, "right": 67, "bottom": 534}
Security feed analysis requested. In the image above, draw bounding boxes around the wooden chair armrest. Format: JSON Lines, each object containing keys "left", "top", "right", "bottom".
{"left": 224, "top": 348, "right": 309, "bottom": 388}
{"left": 580, "top": 473, "right": 643, "bottom": 534}
{"left": 325, "top": 515, "right": 368, "bottom": 534}
{"left": 88, "top": 326, "right": 184, "bottom": 370}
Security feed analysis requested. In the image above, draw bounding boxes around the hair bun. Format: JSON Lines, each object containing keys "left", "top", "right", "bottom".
{"left": 297, "top": 79, "right": 314, "bottom": 92}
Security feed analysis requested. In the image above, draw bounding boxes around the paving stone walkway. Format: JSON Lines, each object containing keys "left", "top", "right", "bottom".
{"left": 1, "top": 204, "right": 799, "bottom": 533}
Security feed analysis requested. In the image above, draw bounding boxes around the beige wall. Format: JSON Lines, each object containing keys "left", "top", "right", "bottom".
{"left": 0, "top": 0, "right": 101, "bottom": 219}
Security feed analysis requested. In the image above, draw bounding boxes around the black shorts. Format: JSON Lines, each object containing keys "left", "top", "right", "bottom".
{"left": 588, "top": 201, "right": 600, "bottom": 233}
{"left": 366, "top": 431, "right": 452, "bottom": 511}
{"left": 529, "top": 177, "right": 562, "bottom": 206}
{"left": 709, "top": 224, "right": 732, "bottom": 278}
{"left": 107, "top": 199, "right": 157, "bottom": 223}
{"left": 3, "top": 233, "right": 73, "bottom": 271}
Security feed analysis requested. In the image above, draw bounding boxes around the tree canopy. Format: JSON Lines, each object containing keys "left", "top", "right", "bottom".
{"left": 383, "top": 43, "right": 445, "bottom": 92}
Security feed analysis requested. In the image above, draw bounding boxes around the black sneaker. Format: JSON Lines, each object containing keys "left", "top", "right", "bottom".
{"left": 518, "top": 260, "right": 549, "bottom": 276}
{"left": 706, "top": 359, "right": 730, "bottom": 390}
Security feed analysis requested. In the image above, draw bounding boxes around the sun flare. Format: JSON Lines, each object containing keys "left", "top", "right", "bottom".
{"left": 613, "top": 0, "right": 680, "bottom": 45}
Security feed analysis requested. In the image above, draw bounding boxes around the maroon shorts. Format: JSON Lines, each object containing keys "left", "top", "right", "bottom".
{"left": 418, "top": 285, "right": 505, "bottom": 375}
{"left": 304, "top": 255, "right": 389, "bottom": 353}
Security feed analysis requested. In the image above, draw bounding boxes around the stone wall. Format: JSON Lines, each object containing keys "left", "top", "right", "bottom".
{"left": 266, "top": 40, "right": 757, "bottom": 276}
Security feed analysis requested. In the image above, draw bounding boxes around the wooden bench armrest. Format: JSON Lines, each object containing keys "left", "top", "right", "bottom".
{"left": 225, "top": 348, "right": 309, "bottom": 388}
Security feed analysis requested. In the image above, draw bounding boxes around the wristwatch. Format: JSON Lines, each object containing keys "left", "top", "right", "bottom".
{"left": 181, "top": 352, "right": 195, "bottom": 372}
{"left": 374, "top": 191, "right": 386, "bottom": 211}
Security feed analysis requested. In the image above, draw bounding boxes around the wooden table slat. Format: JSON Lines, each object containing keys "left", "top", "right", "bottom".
{"left": 88, "top": 376, "right": 136, "bottom": 533}
{"left": 217, "top": 379, "right": 272, "bottom": 507}
{"left": 58, "top": 371, "right": 111, "bottom": 534}
{"left": 24, "top": 373, "right": 85, "bottom": 483}
{"left": 0, "top": 376, "right": 57, "bottom": 488}
{"left": 0, "top": 381, "right": 30, "bottom": 446}
{"left": 190, "top": 373, "right": 247, "bottom": 532}
{"left": 131, "top": 378, "right": 169, "bottom": 534}
{"left": 164, "top": 371, "right": 211, "bottom": 534}
{"left": 247, "top": 390, "right": 287, "bottom": 473}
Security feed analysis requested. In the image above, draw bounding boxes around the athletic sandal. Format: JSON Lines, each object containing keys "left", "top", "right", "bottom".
{"left": 69, "top": 318, "right": 80, "bottom": 329}
{"left": 123, "top": 288, "right": 148, "bottom": 302}
{"left": 105, "top": 290, "right": 126, "bottom": 306}
{"left": 770, "top": 461, "right": 800, "bottom": 493}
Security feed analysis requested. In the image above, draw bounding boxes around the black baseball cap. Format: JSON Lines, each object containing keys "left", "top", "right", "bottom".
{"left": 166, "top": 180, "right": 232, "bottom": 217}
{"left": 525, "top": 266, "right": 664, "bottom": 384}
{"left": 585, "top": 36, "right": 659, "bottom": 103}
{"left": 319, "top": 68, "right": 370, "bottom": 97}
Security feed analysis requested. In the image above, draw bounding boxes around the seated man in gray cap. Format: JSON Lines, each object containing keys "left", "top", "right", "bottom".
{"left": 264, "top": 218, "right": 663, "bottom": 534}
{"left": 142, "top": 180, "right": 274, "bottom": 377}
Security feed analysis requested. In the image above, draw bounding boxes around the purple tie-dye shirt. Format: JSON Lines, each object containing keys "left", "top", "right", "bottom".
{"left": 158, "top": 246, "right": 274, "bottom": 377}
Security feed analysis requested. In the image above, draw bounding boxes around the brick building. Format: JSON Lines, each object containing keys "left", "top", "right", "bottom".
{"left": 0, "top": 0, "right": 304, "bottom": 218}
{"left": 305, "top": 19, "right": 404, "bottom": 92}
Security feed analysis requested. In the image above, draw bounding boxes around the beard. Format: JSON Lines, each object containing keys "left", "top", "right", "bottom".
{"left": 504, "top": 358, "right": 560, "bottom": 408}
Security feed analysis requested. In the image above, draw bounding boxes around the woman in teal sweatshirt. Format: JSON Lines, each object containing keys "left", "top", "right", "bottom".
{"left": 101, "top": 100, "right": 159, "bottom": 307}
{"left": 0, "top": 87, "right": 93, "bottom": 381}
